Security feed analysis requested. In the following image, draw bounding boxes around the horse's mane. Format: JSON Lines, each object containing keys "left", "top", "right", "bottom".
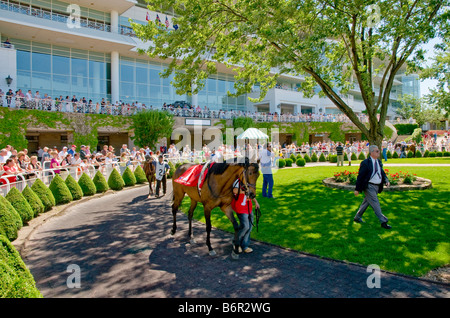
{"left": 207, "top": 158, "right": 259, "bottom": 176}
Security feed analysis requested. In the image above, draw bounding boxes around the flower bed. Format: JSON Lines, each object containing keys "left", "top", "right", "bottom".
{"left": 323, "top": 169, "right": 432, "bottom": 191}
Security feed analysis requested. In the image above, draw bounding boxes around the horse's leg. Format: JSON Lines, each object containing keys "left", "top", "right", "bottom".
{"left": 222, "top": 206, "right": 240, "bottom": 260}
{"left": 171, "top": 186, "right": 184, "bottom": 235}
{"left": 187, "top": 199, "right": 198, "bottom": 244}
{"left": 204, "top": 207, "right": 216, "bottom": 256}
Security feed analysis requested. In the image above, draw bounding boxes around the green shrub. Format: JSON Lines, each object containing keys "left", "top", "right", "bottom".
{"left": 296, "top": 154, "right": 303, "bottom": 160}
{"left": 167, "top": 161, "right": 175, "bottom": 179}
{"left": 92, "top": 171, "right": 109, "bottom": 193}
{"left": 78, "top": 173, "right": 97, "bottom": 196}
{"left": 134, "top": 165, "right": 148, "bottom": 184}
{"left": 49, "top": 175, "right": 73, "bottom": 205}
{"left": 407, "top": 150, "right": 414, "bottom": 158}
{"left": 0, "top": 197, "right": 21, "bottom": 241}
{"left": 318, "top": 153, "right": 326, "bottom": 162}
{"left": 387, "top": 151, "right": 392, "bottom": 159}
{"left": 311, "top": 153, "right": 318, "bottom": 162}
{"left": 31, "top": 178, "right": 55, "bottom": 212}
{"left": 351, "top": 153, "right": 357, "bottom": 160}
{"left": 122, "top": 167, "right": 137, "bottom": 187}
{"left": 277, "top": 158, "right": 286, "bottom": 168}
{"left": 415, "top": 150, "right": 422, "bottom": 158}
{"left": 436, "top": 151, "right": 443, "bottom": 157}
{"left": 65, "top": 175, "right": 83, "bottom": 200}
{"left": 393, "top": 151, "right": 399, "bottom": 158}
{"left": 0, "top": 235, "right": 43, "bottom": 298}
{"left": 285, "top": 158, "right": 293, "bottom": 167}
{"left": 5, "top": 187, "right": 34, "bottom": 225}
{"left": 21, "top": 185, "right": 44, "bottom": 217}
{"left": 289, "top": 154, "right": 297, "bottom": 162}
{"left": 303, "top": 154, "right": 311, "bottom": 162}
{"left": 328, "top": 155, "right": 337, "bottom": 163}
{"left": 444, "top": 151, "right": 450, "bottom": 157}
{"left": 108, "top": 169, "right": 125, "bottom": 191}
{"left": 358, "top": 152, "right": 366, "bottom": 160}
{"left": 343, "top": 153, "right": 348, "bottom": 161}
{"left": 423, "top": 150, "right": 430, "bottom": 157}
{"left": 296, "top": 158, "right": 306, "bottom": 167}
{"left": 429, "top": 151, "right": 436, "bottom": 157}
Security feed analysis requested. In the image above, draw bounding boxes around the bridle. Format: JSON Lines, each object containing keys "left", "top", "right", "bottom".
{"left": 239, "top": 164, "right": 257, "bottom": 198}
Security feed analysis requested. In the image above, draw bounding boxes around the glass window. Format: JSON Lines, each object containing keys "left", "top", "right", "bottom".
{"left": 136, "top": 67, "right": 148, "bottom": 83}
{"left": 149, "top": 85, "right": 161, "bottom": 99}
{"left": 17, "top": 50, "right": 31, "bottom": 71}
{"left": 120, "top": 64, "right": 134, "bottom": 82}
{"left": 89, "top": 60, "right": 106, "bottom": 79}
{"left": 53, "top": 74, "right": 70, "bottom": 91}
{"left": 52, "top": 55, "right": 70, "bottom": 75}
{"left": 149, "top": 69, "right": 161, "bottom": 85}
{"left": 17, "top": 70, "right": 31, "bottom": 90}
{"left": 71, "top": 58, "right": 88, "bottom": 77}
{"left": 32, "top": 52, "right": 51, "bottom": 73}
{"left": 137, "top": 84, "right": 148, "bottom": 97}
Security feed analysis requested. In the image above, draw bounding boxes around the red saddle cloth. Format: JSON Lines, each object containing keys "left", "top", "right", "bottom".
{"left": 174, "top": 162, "right": 214, "bottom": 188}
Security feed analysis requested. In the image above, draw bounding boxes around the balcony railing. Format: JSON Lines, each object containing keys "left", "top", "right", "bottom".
{"left": 0, "top": 0, "right": 111, "bottom": 33}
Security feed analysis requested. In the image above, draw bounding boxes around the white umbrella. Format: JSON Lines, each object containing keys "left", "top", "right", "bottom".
{"left": 236, "top": 128, "right": 269, "bottom": 140}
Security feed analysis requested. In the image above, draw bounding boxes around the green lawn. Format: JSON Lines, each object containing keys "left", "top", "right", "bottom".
{"left": 181, "top": 165, "right": 450, "bottom": 277}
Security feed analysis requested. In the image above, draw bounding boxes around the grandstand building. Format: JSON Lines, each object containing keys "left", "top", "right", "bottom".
{"left": 0, "top": 0, "right": 419, "bottom": 150}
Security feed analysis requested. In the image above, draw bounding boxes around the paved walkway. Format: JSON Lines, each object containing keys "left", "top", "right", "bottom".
{"left": 18, "top": 184, "right": 449, "bottom": 298}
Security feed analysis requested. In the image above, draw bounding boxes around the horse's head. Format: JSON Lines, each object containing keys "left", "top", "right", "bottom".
{"left": 242, "top": 163, "right": 260, "bottom": 200}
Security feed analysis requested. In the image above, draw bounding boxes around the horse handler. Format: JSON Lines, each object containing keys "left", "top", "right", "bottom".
{"left": 231, "top": 179, "right": 260, "bottom": 254}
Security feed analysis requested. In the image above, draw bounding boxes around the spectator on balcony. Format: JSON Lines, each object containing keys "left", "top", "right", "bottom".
{"left": 0, "top": 149, "right": 8, "bottom": 164}
{"left": 68, "top": 145, "right": 76, "bottom": 156}
{"left": 41, "top": 147, "right": 51, "bottom": 166}
{"left": 79, "top": 145, "right": 87, "bottom": 160}
{"left": 5, "top": 89, "right": 14, "bottom": 107}
{"left": 2, "top": 158, "right": 18, "bottom": 184}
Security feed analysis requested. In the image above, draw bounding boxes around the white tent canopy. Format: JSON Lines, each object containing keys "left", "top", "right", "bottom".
{"left": 236, "top": 128, "right": 269, "bottom": 140}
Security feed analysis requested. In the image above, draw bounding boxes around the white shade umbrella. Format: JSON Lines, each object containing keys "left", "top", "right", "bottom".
{"left": 236, "top": 128, "right": 269, "bottom": 140}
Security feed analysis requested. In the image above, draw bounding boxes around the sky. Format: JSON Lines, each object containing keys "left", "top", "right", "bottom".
{"left": 419, "top": 38, "right": 441, "bottom": 98}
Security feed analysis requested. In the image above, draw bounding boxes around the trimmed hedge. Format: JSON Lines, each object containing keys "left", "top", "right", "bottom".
{"left": 296, "top": 158, "right": 306, "bottom": 167}
{"left": 277, "top": 158, "right": 286, "bottom": 168}
{"left": 311, "top": 153, "right": 318, "bottom": 162}
{"left": 21, "top": 186, "right": 44, "bottom": 217}
{"left": 134, "top": 165, "right": 148, "bottom": 184}
{"left": 328, "top": 155, "right": 337, "bottom": 163}
{"left": 319, "top": 153, "right": 326, "bottom": 162}
{"left": 358, "top": 152, "right": 366, "bottom": 160}
{"left": 303, "top": 154, "right": 311, "bottom": 162}
{"left": 122, "top": 167, "right": 137, "bottom": 187}
{"left": 49, "top": 175, "right": 73, "bottom": 205}
{"left": 93, "top": 171, "right": 109, "bottom": 193}
{"left": 0, "top": 235, "right": 42, "bottom": 298}
{"left": 108, "top": 169, "right": 125, "bottom": 191}
{"left": 285, "top": 158, "right": 293, "bottom": 167}
{"left": 31, "top": 178, "right": 55, "bottom": 212}
{"left": 5, "top": 187, "right": 34, "bottom": 225}
{"left": 78, "top": 173, "right": 97, "bottom": 196}
{"left": 65, "top": 175, "right": 83, "bottom": 200}
{"left": 0, "top": 197, "right": 21, "bottom": 241}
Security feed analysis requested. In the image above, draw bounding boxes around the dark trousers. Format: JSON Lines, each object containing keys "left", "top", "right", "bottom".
{"left": 155, "top": 175, "right": 167, "bottom": 196}
{"left": 262, "top": 174, "right": 274, "bottom": 197}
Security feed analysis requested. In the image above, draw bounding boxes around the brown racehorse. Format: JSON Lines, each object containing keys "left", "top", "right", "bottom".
{"left": 171, "top": 159, "right": 260, "bottom": 258}
{"left": 143, "top": 155, "right": 156, "bottom": 198}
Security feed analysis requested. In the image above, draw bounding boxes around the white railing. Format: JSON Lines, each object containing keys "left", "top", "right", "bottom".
{"left": 0, "top": 160, "right": 146, "bottom": 197}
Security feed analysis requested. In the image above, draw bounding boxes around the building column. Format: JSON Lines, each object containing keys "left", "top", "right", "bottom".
{"left": 111, "top": 51, "right": 119, "bottom": 104}
{"left": 111, "top": 10, "right": 119, "bottom": 34}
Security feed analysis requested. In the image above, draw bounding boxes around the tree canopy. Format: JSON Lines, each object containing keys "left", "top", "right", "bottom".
{"left": 130, "top": 110, "right": 175, "bottom": 149}
{"left": 132, "top": 0, "right": 449, "bottom": 146}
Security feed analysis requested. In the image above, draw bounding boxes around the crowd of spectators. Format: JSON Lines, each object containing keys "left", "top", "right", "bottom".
{"left": 0, "top": 89, "right": 383, "bottom": 124}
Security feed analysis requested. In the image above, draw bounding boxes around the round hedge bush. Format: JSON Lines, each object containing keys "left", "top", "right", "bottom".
{"left": 93, "top": 171, "right": 109, "bottom": 193}
{"left": 277, "top": 158, "right": 286, "bottom": 168}
{"left": 65, "top": 175, "right": 83, "bottom": 200}
{"left": 78, "top": 173, "right": 97, "bottom": 196}
{"left": 122, "top": 167, "right": 137, "bottom": 187}
{"left": 319, "top": 153, "right": 326, "bottom": 162}
{"left": 407, "top": 150, "right": 414, "bottom": 158}
{"left": 303, "top": 154, "right": 311, "bottom": 162}
{"left": 415, "top": 150, "right": 422, "bottom": 158}
{"left": 49, "top": 174, "right": 73, "bottom": 205}
{"left": 328, "top": 155, "right": 337, "bottom": 163}
{"left": 0, "top": 235, "right": 42, "bottom": 298}
{"left": 31, "top": 178, "right": 55, "bottom": 212}
{"left": 0, "top": 198, "right": 21, "bottom": 242}
{"left": 134, "top": 165, "right": 147, "bottom": 184}
{"left": 108, "top": 169, "right": 125, "bottom": 191}
{"left": 393, "top": 151, "right": 399, "bottom": 158}
{"left": 428, "top": 151, "right": 436, "bottom": 157}
{"left": 296, "top": 158, "right": 306, "bottom": 167}
{"left": 21, "top": 185, "right": 44, "bottom": 217}
{"left": 311, "top": 153, "right": 318, "bottom": 162}
{"left": 351, "top": 153, "right": 357, "bottom": 160}
{"left": 5, "top": 187, "right": 34, "bottom": 225}
{"left": 358, "top": 152, "right": 366, "bottom": 160}
{"left": 285, "top": 158, "right": 293, "bottom": 167}
{"left": 167, "top": 161, "right": 175, "bottom": 179}
{"left": 423, "top": 150, "right": 430, "bottom": 157}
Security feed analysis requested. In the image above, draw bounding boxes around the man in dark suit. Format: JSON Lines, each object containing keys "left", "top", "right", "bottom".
{"left": 354, "top": 145, "right": 392, "bottom": 229}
